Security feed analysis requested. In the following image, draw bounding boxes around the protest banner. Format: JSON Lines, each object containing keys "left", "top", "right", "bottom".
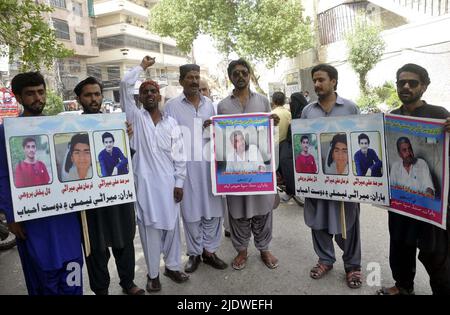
{"left": 385, "top": 114, "right": 449, "bottom": 229}
{"left": 4, "top": 113, "right": 136, "bottom": 222}
{"left": 211, "top": 113, "right": 276, "bottom": 195}
{"left": 291, "top": 113, "right": 390, "bottom": 206}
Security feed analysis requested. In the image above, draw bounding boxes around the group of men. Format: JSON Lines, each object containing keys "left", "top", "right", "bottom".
{"left": 0, "top": 57, "right": 449, "bottom": 295}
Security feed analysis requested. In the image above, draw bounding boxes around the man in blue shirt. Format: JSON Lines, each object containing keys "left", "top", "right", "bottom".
{"left": 353, "top": 133, "right": 382, "bottom": 177}
{"left": 0, "top": 72, "right": 83, "bottom": 295}
{"left": 98, "top": 132, "right": 128, "bottom": 177}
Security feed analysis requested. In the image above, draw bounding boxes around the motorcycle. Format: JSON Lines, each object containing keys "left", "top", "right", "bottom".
{"left": 0, "top": 212, "right": 16, "bottom": 250}
{"left": 276, "top": 171, "right": 304, "bottom": 207}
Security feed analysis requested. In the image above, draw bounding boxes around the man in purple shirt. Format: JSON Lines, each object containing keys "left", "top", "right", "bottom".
{"left": 0, "top": 72, "right": 83, "bottom": 295}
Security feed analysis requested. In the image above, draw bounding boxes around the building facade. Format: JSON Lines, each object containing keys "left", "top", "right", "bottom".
{"left": 274, "top": 0, "right": 450, "bottom": 109}
{"left": 87, "top": 0, "right": 190, "bottom": 103}
{"left": 49, "top": 0, "right": 100, "bottom": 99}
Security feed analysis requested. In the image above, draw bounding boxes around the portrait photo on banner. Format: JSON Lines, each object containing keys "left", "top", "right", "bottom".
{"left": 93, "top": 129, "right": 129, "bottom": 178}
{"left": 54, "top": 132, "right": 93, "bottom": 183}
{"left": 9, "top": 134, "right": 53, "bottom": 188}
{"left": 211, "top": 113, "right": 276, "bottom": 195}
{"left": 293, "top": 133, "right": 318, "bottom": 174}
{"left": 321, "top": 132, "right": 349, "bottom": 176}
{"left": 385, "top": 114, "right": 449, "bottom": 228}
{"left": 350, "top": 131, "right": 383, "bottom": 177}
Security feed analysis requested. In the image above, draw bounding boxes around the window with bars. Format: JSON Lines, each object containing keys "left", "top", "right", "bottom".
{"left": 98, "top": 35, "right": 160, "bottom": 52}
{"left": 76, "top": 32, "right": 85, "bottom": 45}
{"left": 50, "top": 0, "right": 66, "bottom": 8}
{"left": 107, "top": 66, "right": 121, "bottom": 81}
{"left": 73, "top": 2, "right": 83, "bottom": 16}
{"left": 163, "top": 44, "right": 186, "bottom": 57}
{"left": 317, "top": 1, "right": 368, "bottom": 46}
{"left": 52, "top": 18, "right": 70, "bottom": 40}
{"left": 69, "top": 59, "right": 81, "bottom": 72}
{"left": 90, "top": 27, "right": 98, "bottom": 46}
{"left": 87, "top": 65, "right": 102, "bottom": 80}
{"left": 57, "top": 60, "right": 66, "bottom": 74}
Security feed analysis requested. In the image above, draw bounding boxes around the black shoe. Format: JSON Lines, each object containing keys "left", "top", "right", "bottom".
{"left": 122, "top": 284, "right": 145, "bottom": 295}
{"left": 224, "top": 230, "right": 231, "bottom": 238}
{"left": 184, "top": 255, "right": 201, "bottom": 273}
{"left": 146, "top": 274, "right": 161, "bottom": 292}
{"left": 163, "top": 267, "right": 189, "bottom": 283}
{"left": 202, "top": 252, "right": 228, "bottom": 270}
{"left": 94, "top": 289, "right": 109, "bottom": 295}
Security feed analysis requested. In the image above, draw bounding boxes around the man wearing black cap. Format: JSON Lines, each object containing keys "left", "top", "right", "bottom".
{"left": 165, "top": 64, "right": 227, "bottom": 273}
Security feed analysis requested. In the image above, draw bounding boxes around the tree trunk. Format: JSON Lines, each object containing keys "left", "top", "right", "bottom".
{"left": 359, "top": 72, "right": 368, "bottom": 95}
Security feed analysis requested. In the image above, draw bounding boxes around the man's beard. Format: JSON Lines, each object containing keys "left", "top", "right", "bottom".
{"left": 143, "top": 102, "right": 158, "bottom": 111}
{"left": 235, "top": 79, "right": 248, "bottom": 90}
{"left": 398, "top": 91, "right": 422, "bottom": 105}
{"left": 83, "top": 102, "right": 101, "bottom": 114}
{"left": 403, "top": 156, "right": 417, "bottom": 166}
{"left": 24, "top": 102, "right": 44, "bottom": 115}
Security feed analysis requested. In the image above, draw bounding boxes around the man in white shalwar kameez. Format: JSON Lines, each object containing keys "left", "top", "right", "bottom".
{"left": 165, "top": 64, "right": 227, "bottom": 273}
{"left": 120, "top": 56, "right": 189, "bottom": 293}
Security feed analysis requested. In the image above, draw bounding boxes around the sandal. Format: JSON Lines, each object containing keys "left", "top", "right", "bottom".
{"left": 232, "top": 252, "right": 248, "bottom": 270}
{"left": 346, "top": 270, "right": 362, "bottom": 289}
{"left": 310, "top": 262, "right": 333, "bottom": 279}
{"left": 260, "top": 251, "right": 279, "bottom": 269}
{"left": 376, "top": 286, "right": 415, "bottom": 295}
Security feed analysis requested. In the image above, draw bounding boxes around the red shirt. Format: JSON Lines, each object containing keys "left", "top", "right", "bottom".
{"left": 295, "top": 154, "right": 317, "bottom": 174}
{"left": 14, "top": 161, "right": 50, "bottom": 188}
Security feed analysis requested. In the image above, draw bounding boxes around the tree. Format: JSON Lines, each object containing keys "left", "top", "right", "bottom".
{"left": 149, "top": 0, "right": 313, "bottom": 94}
{"left": 0, "top": 0, "right": 73, "bottom": 71}
{"left": 346, "top": 17, "right": 385, "bottom": 96}
{"left": 43, "top": 90, "right": 64, "bottom": 116}
{"left": 356, "top": 82, "right": 401, "bottom": 113}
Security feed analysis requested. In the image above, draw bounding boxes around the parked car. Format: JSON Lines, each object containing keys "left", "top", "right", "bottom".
{"left": 63, "top": 100, "right": 80, "bottom": 111}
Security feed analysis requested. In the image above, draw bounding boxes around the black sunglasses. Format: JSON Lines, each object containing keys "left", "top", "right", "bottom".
{"left": 396, "top": 79, "right": 420, "bottom": 88}
{"left": 232, "top": 70, "right": 249, "bottom": 78}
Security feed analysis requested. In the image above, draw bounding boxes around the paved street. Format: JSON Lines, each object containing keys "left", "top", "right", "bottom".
{"left": 0, "top": 200, "right": 431, "bottom": 295}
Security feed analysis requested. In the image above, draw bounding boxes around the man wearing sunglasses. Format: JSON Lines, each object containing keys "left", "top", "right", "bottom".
{"left": 377, "top": 63, "right": 450, "bottom": 295}
{"left": 214, "top": 58, "right": 280, "bottom": 271}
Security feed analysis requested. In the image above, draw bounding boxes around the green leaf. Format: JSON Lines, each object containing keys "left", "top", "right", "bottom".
{"left": 43, "top": 90, "right": 64, "bottom": 116}
{"left": 346, "top": 16, "right": 385, "bottom": 97}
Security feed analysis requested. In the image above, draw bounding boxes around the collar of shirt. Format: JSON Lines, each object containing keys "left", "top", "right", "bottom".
{"left": 141, "top": 107, "right": 167, "bottom": 120}
{"left": 181, "top": 93, "right": 206, "bottom": 108}
{"left": 311, "top": 93, "right": 344, "bottom": 110}
{"left": 397, "top": 101, "right": 428, "bottom": 115}
{"left": 273, "top": 106, "right": 289, "bottom": 112}
{"left": 230, "top": 88, "right": 256, "bottom": 99}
